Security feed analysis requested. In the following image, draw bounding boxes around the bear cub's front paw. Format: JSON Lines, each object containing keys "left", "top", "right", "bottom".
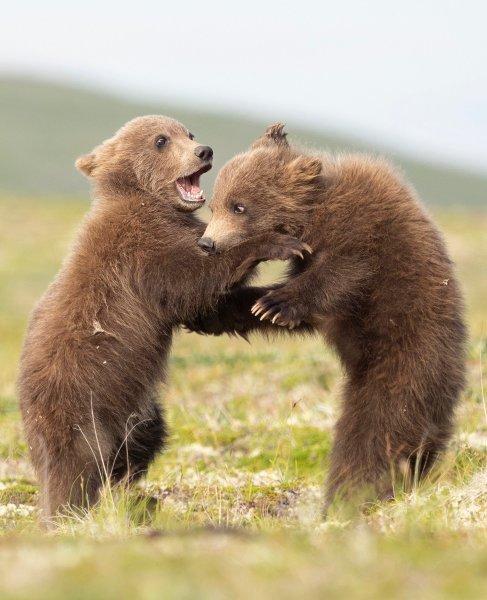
{"left": 185, "top": 305, "right": 246, "bottom": 338}
{"left": 184, "top": 311, "right": 227, "bottom": 336}
{"left": 266, "top": 235, "right": 312, "bottom": 262}
{"left": 251, "top": 288, "right": 305, "bottom": 329}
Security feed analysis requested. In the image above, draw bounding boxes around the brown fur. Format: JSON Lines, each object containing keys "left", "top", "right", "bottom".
{"left": 17, "top": 116, "right": 310, "bottom": 519}
{"left": 191, "top": 124, "right": 467, "bottom": 511}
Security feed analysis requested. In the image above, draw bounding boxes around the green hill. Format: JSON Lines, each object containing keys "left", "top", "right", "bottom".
{"left": 0, "top": 77, "right": 486, "bottom": 207}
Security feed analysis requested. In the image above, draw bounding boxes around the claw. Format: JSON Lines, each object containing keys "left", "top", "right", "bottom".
{"left": 303, "top": 243, "right": 313, "bottom": 255}
{"left": 251, "top": 303, "right": 260, "bottom": 315}
{"left": 271, "top": 313, "right": 281, "bottom": 324}
{"left": 259, "top": 308, "right": 275, "bottom": 321}
{"left": 254, "top": 306, "right": 265, "bottom": 317}
{"left": 292, "top": 250, "right": 304, "bottom": 260}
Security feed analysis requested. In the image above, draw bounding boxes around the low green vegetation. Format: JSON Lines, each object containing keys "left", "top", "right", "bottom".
{"left": 0, "top": 196, "right": 486, "bottom": 599}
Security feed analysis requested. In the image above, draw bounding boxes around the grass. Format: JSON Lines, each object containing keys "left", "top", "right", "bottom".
{"left": 0, "top": 196, "right": 486, "bottom": 599}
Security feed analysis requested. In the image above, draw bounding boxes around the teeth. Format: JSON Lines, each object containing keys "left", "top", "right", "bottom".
{"left": 189, "top": 189, "right": 204, "bottom": 200}
{"left": 177, "top": 177, "right": 205, "bottom": 203}
{"left": 179, "top": 187, "right": 204, "bottom": 202}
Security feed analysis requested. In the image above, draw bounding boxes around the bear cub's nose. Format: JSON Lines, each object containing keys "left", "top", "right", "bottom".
{"left": 198, "top": 237, "right": 216, "bottom": 253}
{"left": 194, "top": 146, "right": 213, "bottom": 162}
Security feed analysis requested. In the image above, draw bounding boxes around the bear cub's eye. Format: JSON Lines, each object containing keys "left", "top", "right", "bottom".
{"left": 188, "top": 132, "right": 195, "bottom": 140}
{"left": 233, "top": 204, "right": 246, "bottom": 215}
{"left": 155, "top": 135, "right": 168, "bottom": 149}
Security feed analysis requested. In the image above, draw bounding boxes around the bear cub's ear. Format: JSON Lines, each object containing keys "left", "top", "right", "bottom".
{"left": 76, "top": 153, "right": 97, "bottom": 177}
{"left": 251, "top": 123, "right": 289, "bottom": 150}
{"left": 286, "top": 156, "right": 323, "bottom": 186}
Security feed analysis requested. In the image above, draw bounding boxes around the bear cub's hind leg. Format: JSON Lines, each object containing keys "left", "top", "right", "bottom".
{"left": 109, "top": 400, "right": 167, "bottom": 485}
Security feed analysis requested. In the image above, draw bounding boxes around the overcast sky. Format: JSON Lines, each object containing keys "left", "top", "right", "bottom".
{"left": 1, "top": 0, "right": 486, "bottom": 172}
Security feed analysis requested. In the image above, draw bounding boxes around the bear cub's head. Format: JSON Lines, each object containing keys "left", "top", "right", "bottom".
{"left": 199, "top": 124, "right": 323, "bottom": 253}
{"left": 76, "top": 115, "right": 213, "bottom": 212}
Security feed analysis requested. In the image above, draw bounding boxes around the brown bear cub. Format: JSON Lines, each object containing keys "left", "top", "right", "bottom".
{"left": 18, "top": 116, "right": 310, "bottom": 519}
{"left": 193, "top": 124, "right": 467, "bottom": 511}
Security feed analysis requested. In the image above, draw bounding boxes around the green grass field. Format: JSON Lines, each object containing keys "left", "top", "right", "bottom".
{"left": 0, "top": 196, "right": 486, "bottom": 599}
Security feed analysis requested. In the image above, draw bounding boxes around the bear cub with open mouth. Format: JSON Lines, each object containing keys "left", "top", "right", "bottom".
{"left": 18, "top": 116, "right": 310, "bottom": 519}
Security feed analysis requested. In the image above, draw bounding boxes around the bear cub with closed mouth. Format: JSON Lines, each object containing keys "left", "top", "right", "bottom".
{"left": 193, "top": 124, "right": 467, "bottom": 512}
{"left": 18, "top": 116, "right": 310, "bottom": 519}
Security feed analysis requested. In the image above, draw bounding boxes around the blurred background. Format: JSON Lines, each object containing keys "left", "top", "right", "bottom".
{"left": 1, "top": 0, "right": 487, "bottom": 205}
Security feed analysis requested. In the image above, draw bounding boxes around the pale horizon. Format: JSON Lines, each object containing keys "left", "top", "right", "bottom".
{"left": 1, "top": 0, "right": 486, "bottom": 174}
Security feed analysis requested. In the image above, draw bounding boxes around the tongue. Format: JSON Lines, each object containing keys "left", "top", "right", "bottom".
{"left": 180, "top": 175, "right": 202, "bottom": 194}
{"left": 190, "top": 173, "right": 201, "bottom": 194}
{"left": 181, "top": 177, "right": 192, "bottom": 192}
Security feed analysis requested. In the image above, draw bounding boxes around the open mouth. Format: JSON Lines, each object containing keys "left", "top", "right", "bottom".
{"left": 176, "top": 163, "right": 212, "bottom": 204}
